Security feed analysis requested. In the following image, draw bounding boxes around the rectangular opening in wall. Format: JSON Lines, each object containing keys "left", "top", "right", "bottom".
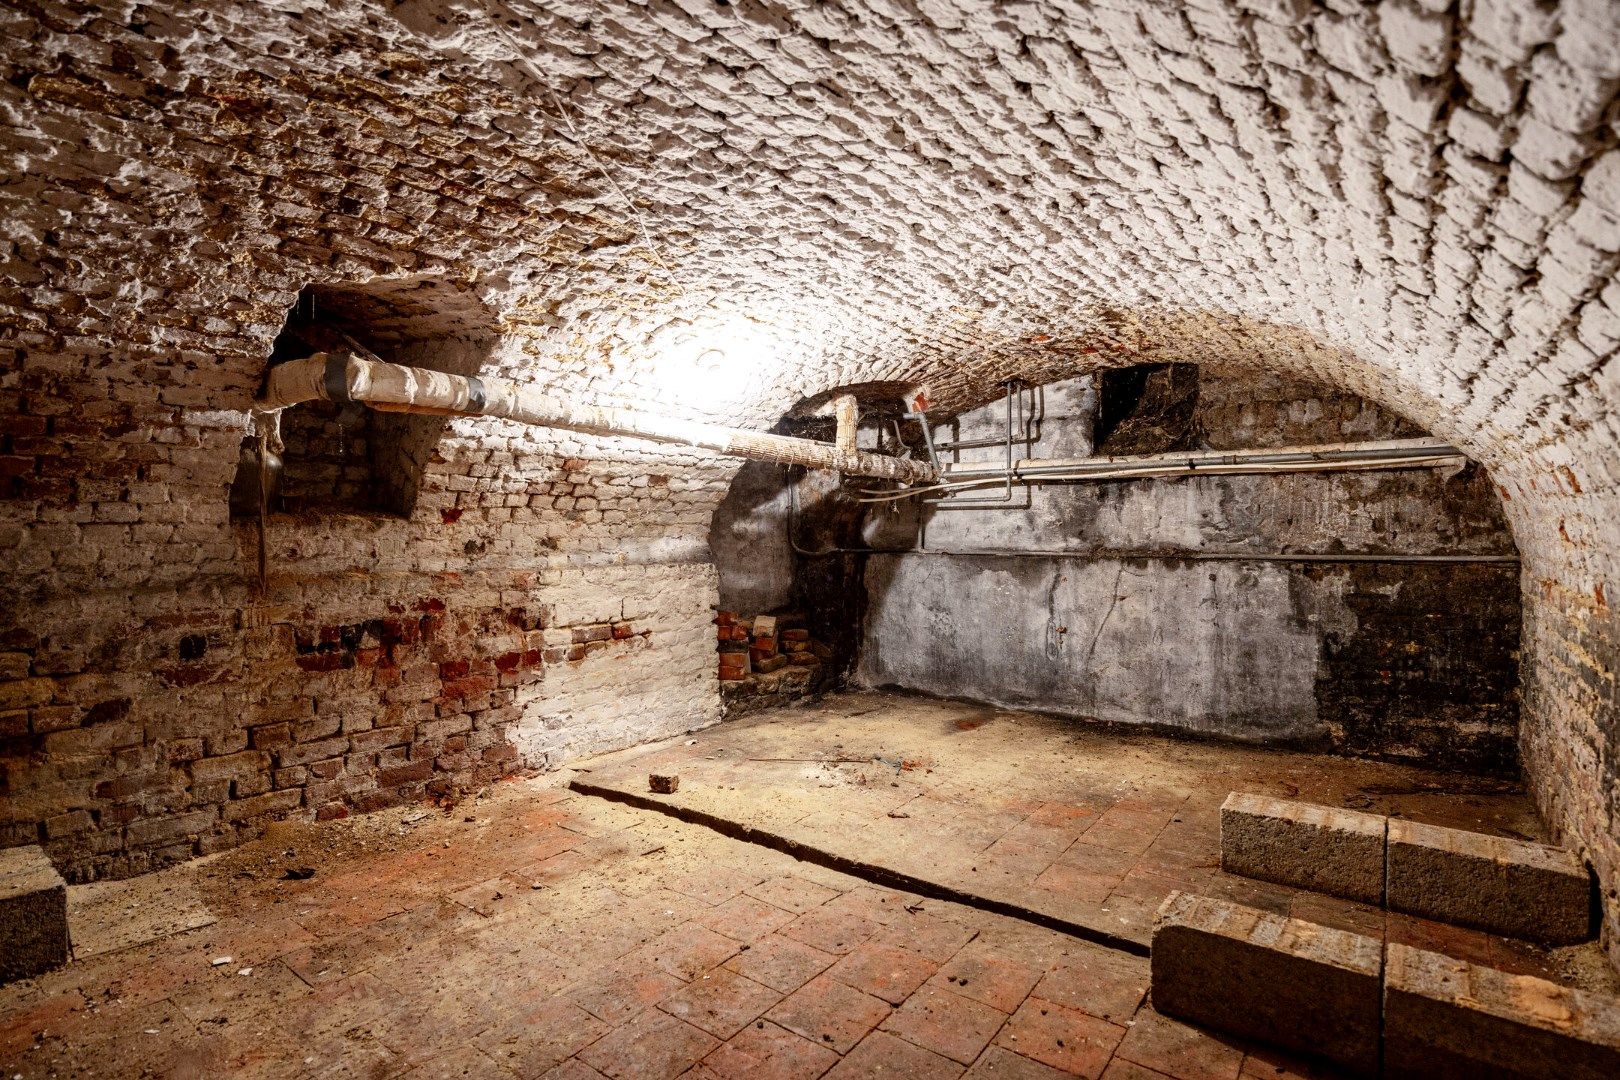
{"left": 230, "top": 279, "right": 497, "bottom": 521}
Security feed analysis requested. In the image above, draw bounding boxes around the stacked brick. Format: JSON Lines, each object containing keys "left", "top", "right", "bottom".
{"left": 0, "top": 0, "right": 1614, "bottom": 963}
{"left": 715, "top": 612, "right": 832, "bottom": 716}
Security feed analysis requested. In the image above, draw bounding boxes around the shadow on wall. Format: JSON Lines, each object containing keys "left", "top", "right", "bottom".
{"left": 230, "top": 277, "right": 501, "bottom": 521}
{"left": 709, "top": 364, "right": 1524, "bottom": 777}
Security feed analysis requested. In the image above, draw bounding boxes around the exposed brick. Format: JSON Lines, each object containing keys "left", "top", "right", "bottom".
{"left": 250, "top": 723, "right": 292, "bottom": 750}
{"left": 278, "top": 737, "right": 352, "bottom": 768}
{"left": 189, "top": 750, "right": 269, "bottom": 785}
{"left": 377, "top": 760, "right": 433, "bottom": 786}
{"left": 223, "top": 789, "right": 304, "bottom": 823}
{"left": 125, "top": 810, "right": 218, "bottom": 848}
{"left": 0, "top": 0, "right": 1612, "bottom": 947}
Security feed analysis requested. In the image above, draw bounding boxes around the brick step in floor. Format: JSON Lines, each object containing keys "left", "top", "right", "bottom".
{"left": 0, "top": 847, "right": 69, "bottom": 985}
{"left": 1153, "top": 891, "right": 1620, "bottom": 1079}
{"left": 1220, "top": 791, "right": 1594, "bottom": 945}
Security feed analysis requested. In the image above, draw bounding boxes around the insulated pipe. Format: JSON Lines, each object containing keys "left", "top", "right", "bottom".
{"left": 260, "top": 354, "right": 938, "bottom": 483}
{"left": 832, "top": 393, "right": 858, "bottom": 455}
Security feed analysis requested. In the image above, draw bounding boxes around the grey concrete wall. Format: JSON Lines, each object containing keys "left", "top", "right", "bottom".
{"left": 709, "top": 460, "right": 800, "bottom": 615}
{"left": 853, "top": 372, "right": 1521, "bottom": 772}
{"left": 859, "top": 554, "right": 1326, "bottom": 740}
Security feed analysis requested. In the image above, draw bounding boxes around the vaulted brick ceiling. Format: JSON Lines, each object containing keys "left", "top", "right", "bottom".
{"left": 4, "top": 1, "right": 1617, "bottom": 828}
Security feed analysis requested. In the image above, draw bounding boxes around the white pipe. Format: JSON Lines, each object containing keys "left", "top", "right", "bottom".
{"left": 833, "top": 393, "right": 858, "bottom": 455}
{"left": 261, "top": 354, "right": 938, "bottom": 483}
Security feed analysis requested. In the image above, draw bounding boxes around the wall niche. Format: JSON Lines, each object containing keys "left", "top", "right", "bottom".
{"left": 231, "top": 278, "right": 498, "bottom": 520}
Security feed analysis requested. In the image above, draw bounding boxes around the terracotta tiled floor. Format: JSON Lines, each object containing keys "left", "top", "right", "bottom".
{"left": 3, "top": 776, "right": 1339, "bottom": 1080}
{"left": 575, "top": 690, "right": 1605, "bottom": 988}
{"left": 2, "top": 691, "right": 1610, "bottom": 1078}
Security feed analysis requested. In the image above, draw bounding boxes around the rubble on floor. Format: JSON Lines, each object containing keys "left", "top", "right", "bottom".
{"left": 715, "top": 610, "right": 834, "bottom": 716}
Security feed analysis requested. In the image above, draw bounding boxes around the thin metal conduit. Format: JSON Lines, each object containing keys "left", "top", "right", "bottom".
{"left": 782, "top": 473, "right": 1518, "bottom": 563}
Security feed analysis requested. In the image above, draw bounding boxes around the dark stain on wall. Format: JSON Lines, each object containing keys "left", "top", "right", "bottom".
{"left": 1309, "top": 562, "right": 1522, "bottom": 776}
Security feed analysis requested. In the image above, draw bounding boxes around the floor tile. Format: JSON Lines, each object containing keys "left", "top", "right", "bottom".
{"left": 765, "top": 973, "right": 892, "bottom": 1053}
{"left": 780, "top": 905, "right": 880, "bottom": 956}
{"left": 723, "top": 934, "right": 840, "bottom": 993}
{"left": 638, "top": 923, "right": 742, "bottom": 980}
{"left": 933, "top": 943, "right": 1044, "bottom": 1014}
{"left": 871, "top": 912, "right": 978, "bottom": 962}
{"left": 996, "top": 998, "right": 1126, "bottom": 1078}
{"left": 657, "top": 968, "right": 783, "bottom": 1039}
{"left": 964, "top": 1046, "right": 1074, "bottom": 1079}
{"left": 825, "top": 1030, "right": 965, "bottom": 1079}
{"left": 701, "top": 1020, "right": 840, "bottom": 1080}
{"left": 746, "top": 876, "right": 844, "bottom": 913}
{"left": 567, "top": 964, "right": 687, "bottom": 1025}
{"left": 882, "top": 983, "right": 1009, "bottom": 1065}
{"left": 694, "top": 894, "right": 797, "bottom": 943}
{"left": 475, "top": 998, "right": 610, "bottom": 1077}
{"left": 1031, "top": 951, "right": 1150, "bottom": 1025}
{"left": 536, "top": 1059, "right": 609, "bottom": 1080}
{"left": 827, "top": 941, "right": 939, "bottom": 1004}
{"left": 1114, "top": 1007, "right": 1245, "bottom": 1080}
{"left": 577, "top": 1009, "right": 719, "bottom": 1080}
{"left": 1101, "top": 1060, "right": 1176, "bottom": 1080}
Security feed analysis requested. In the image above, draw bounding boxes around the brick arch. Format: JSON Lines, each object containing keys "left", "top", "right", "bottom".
{"left": 2, "top": 0, "right": 1616, "bottom": 953}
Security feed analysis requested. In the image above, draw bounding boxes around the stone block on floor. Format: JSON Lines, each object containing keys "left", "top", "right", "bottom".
{"left": 1219, "top": 792, "right": 1386, "bottom": 905}
{"left": 1385, "top": 819, "right": 1592, "bottom": 944}
{"left": 1383, "top": 943, "right": 1620, "bottom": 1079}
{"left": 0, "top": 845, "right": 70, "bottom": 984}
{"left": 1150, "top": 891, "right": 1381, "bottom": 1075}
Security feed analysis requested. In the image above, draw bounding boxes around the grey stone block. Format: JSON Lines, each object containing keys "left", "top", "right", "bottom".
{"left": 1151, "top": 891, "right": 1382, "bottom": 1076}
{"left": 1384, "top": 943, "right": 1620, "bottom": 1079}
{"left": 0, "top": 845, "right": 70, "bottom": 984}
{"left": 1219, "top": 792, "right": 1386, "bottom": 905}
{"left": 1386, "top": 818, "right": 1592, "bottom": 944}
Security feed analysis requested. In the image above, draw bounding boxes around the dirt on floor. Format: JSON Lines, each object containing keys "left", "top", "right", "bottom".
{"left": 2, "top": 690, "right": 1614, "bottom": 1080}
{"left": 575, "top": 690, "right": 1613, "bottom": 990}
{"left": 1, "top": 771, "right": 1297, "bottom": 1080}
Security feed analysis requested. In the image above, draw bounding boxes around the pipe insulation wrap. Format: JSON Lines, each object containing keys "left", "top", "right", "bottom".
{"left": 260, "top": 354, "right": 938, "bottom": 483}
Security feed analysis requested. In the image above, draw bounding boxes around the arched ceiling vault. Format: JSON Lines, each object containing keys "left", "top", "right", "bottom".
{"left": 368, "top": 0, "right": 1620, "bottom": 585}
{"left": 3, "top": 0, "right": 1616, "bottom": 582}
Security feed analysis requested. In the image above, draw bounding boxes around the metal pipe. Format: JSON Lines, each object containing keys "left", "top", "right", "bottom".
{"left": 941, "top": 438, "right": 1465, "bottom": 483}
{"left": 261, "top": 354, "right": 937, "bottom": 483}
{"left": 932, "top": 380, "right": 1032, "bottom": 509}
{"left": 904, "top": 547, "right": 1519, "bottom": 564}
{"left": 783, "top": 464, "right": 1517, "bottom": 564}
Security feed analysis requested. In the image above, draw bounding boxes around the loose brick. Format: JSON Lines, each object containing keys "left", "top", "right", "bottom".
{"left": 1220, "top": 792, "right": 1386, "bottom": 905}
{"left": 1151, "top": 892, "right": 1381, "bottom": 1075}
{"left": 1386, "top": 819, "right": 1593, "bottom": 944}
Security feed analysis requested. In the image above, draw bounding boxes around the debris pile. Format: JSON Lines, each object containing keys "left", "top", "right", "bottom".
{"left": 714, "top": 611, "right": 834, "bottom": 715}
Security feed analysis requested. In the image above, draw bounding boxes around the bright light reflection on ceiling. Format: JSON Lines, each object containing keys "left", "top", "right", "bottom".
{"left": 640, "top": 314, "right": 785, "bottom": 410}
